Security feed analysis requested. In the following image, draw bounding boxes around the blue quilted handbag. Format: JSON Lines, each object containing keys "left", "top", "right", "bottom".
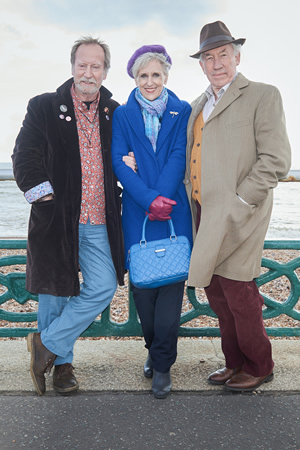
{"left": 128, "top": 216, "right": 191, "bottom": 289}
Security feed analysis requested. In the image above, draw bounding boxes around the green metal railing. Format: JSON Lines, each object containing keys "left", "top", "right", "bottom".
{"left": 0, "top": 240, "right": 299, "bottom": 338}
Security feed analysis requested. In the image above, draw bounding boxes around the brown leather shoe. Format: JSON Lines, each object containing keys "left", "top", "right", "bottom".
{"left": 208, "top": 367, "right": 242, "bottom": 385}
{"left": 27, "top": 332, "right": 56, "bottom": 396}
{"left": 53, "top": 363, "right": 79, "bottom": 394}
{"left": 225, "top": 370, "right": 274, "bottom": 392}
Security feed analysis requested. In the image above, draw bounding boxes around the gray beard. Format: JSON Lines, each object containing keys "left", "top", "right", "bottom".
{"left": 75, "top": 81, "right": 98, "bottom": 97}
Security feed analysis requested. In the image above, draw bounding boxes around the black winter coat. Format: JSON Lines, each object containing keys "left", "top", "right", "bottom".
{"left": 12, "top": 78, "right": 125, "bottom": 296}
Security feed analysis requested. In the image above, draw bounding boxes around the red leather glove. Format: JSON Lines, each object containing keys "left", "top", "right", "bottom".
{"left": 148, "top": 196, "right": 177, "bottom": 221}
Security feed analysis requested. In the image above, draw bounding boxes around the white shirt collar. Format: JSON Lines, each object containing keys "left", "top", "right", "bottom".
{"left": 205, "top": 72, "right": 238, "bottom": 101}
{"left": 203, "top": 72, "right": 238, "bottom": 122}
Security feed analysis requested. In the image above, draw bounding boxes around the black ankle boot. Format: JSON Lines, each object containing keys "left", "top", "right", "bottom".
{"left": 144, "top": 353, "right": 153, "bottom": 378}
{"left": 152, "top": 369, "right": 171, "bottom": 399}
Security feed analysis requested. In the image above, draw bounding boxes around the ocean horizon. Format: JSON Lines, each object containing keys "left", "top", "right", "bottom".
{"left": 0, "top": 162, "right": 299, "bottom": 240}
{"left": 0, "top": 161, "right": 300, "bottom": 181}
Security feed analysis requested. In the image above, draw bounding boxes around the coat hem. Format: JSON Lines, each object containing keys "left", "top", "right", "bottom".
{"left": 187, "top": 267, "right": 261, "bottom": 288}
{"left": 26, "top": 284, "right": 80, "bottom": 298}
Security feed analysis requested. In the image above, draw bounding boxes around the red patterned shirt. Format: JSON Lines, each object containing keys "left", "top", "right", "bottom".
{"left": 71, "top": 85, "right": 106, "bottom": 225}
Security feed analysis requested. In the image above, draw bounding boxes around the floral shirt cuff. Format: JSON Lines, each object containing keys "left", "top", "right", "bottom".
{"left": 24, "top": 181, "right": 54, "bottom": 204}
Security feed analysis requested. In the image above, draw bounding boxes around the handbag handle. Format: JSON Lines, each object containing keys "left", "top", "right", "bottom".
{"left": 141, "top": 215, "right": 176, "bottom": 245}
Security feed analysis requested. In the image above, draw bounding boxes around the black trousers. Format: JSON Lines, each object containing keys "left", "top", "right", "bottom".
{"left": 131, "top": 281, "right": 185, "bottom": 373}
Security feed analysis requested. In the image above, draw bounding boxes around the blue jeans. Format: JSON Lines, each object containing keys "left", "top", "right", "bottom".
{"left": 38, "top": 221, "right": 117, "bottom": 365}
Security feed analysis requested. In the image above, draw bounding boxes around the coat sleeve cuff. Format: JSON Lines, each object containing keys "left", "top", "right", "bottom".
{"left": 24, "top": 181, "right": 54, "bottom": 203}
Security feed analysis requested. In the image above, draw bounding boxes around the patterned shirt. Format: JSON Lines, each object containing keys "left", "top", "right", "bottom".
{"left": 71, "top": 85, "right": 106, "bottom": 225}
{"left": 24, "top": 87, "right": 106, "bottom": 220}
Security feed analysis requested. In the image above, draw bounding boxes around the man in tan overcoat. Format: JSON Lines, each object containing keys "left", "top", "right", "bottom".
{"left": 185, "top": 21, "right": 291, "bottom": 391}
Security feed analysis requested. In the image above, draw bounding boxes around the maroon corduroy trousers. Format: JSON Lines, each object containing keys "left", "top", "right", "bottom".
{"left": 196, "top": 201, "right": 274, "bottom": 376}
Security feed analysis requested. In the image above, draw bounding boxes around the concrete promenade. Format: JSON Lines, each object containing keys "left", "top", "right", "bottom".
{"left": 1, "top": 338, "right": 299, "bottom": 449}
{"left": 0, "top": 338, "right": 299, "bottom": 393}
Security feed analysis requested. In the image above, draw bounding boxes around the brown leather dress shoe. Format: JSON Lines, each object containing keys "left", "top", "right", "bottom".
{"left": 225, "top": 370, "right": 274, "bottom": 392}
{"left": 208, "top": 367, "right": 242, "bottom": 385}
{"left": 53, "top": 363, "right": 79, "bottom": 394}
{"left": 27, "top": 332, "right": 56, "bottom": 396}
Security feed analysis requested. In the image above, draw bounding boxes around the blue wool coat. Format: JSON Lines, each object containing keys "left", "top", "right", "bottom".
{"left": 112, "top": 88, "right": 192, "bottom": 268}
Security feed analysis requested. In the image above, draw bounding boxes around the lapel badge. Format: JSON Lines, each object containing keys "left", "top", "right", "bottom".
{"left": 104, "top": 107, "right": 110, "bottom": 120}
{"left": 170, "top": 111, "right": 179, "bottom": 118}
{"left": 60, "top": 104, "right": 68, "bottom": 113}
{"left": 65, "top": 116, "right": 72, "bottom": 122}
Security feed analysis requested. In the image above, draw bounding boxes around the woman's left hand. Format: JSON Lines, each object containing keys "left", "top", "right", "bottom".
{"left": 148, "top": 195, "right": 177, "bottom": 221}
{"left": 122, "top": 152, "right": 137, "bottom": 172}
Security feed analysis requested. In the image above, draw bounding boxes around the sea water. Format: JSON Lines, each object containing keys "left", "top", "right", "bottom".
{"left": 0, "top": 165, "right": 299, "bottom": 239}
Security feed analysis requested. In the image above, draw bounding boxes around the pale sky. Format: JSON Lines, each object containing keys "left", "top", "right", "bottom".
{"left": 1, "top": 0, "right": 299, "bottom": 168}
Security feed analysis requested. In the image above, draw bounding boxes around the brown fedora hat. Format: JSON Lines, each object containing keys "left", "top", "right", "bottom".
{"left": 190, "top": 20, "right": 246, "bottom": 59}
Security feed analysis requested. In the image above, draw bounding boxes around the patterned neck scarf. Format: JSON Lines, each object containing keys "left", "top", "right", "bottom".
{"left": 135, "top": 87, "right": 168, "bottom": 151}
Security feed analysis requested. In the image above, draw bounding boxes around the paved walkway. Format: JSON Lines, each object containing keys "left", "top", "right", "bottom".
{"left": 2, "top": 393, "right": 299, "bottom": 449}
{"left": 1, "top": 338, "right": 299, "bottom": 449}
{"left": 0, "top": 338, "right": 299, "bottom": 393}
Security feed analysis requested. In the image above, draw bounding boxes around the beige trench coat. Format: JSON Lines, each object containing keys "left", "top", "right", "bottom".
{"left": 185, "top": 73, "right": 291, "bottom": 288}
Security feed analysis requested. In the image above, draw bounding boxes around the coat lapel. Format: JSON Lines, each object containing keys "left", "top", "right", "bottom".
{"left": 187, "top": 94, "right": 207, "bottom": 149}
{"left": 205, "top": 73, "right": 249, "bottom": 124}
{"left": 98, "top": 85, "right": 115, "bottom": 152}
{"left": 52, "top": 81, "right": 81, "bottom": 176}
{"left": 125, "top": 91, "right": 155, "bottom": 157}
{"left": 155, "top": 93, "right": 184, "bottom": 153}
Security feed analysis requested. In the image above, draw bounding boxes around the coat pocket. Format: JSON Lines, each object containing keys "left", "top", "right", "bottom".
{"left": 29, "top": 199, "right": 56, "bottom": 235}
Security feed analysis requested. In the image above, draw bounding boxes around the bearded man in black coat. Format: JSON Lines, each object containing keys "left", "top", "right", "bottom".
{"left": 12, "top": 37, "right": 125, "bottom": 395}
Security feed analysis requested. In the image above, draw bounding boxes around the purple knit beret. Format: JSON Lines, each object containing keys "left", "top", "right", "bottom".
{"left": 127, "top": 44, "right": 172, "bottom": 78}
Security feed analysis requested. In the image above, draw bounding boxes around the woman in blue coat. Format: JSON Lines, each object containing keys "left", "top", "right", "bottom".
{"left": 112, "top": 45, "right": 192, "bottom": 399}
